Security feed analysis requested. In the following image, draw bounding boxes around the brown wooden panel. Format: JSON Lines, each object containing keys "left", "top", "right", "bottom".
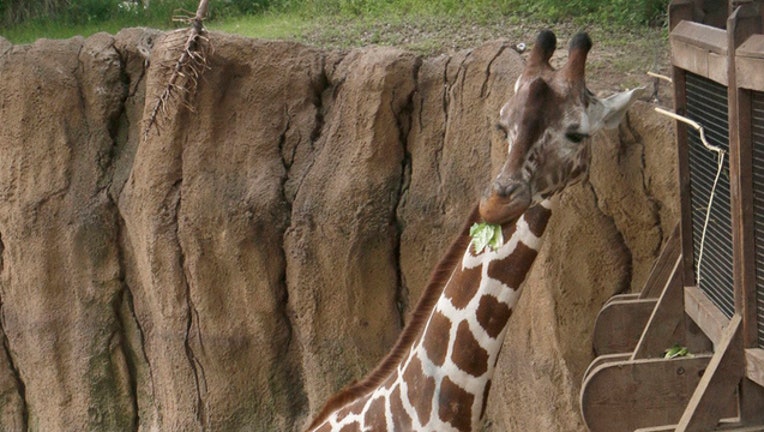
{"left": 669, "top": 0, "right": 694, "bottom": 31}
{"left": 671, "top": 21, "right": 729, "bottom": 85}
{"left": 637, "top": 423, "right": 764, "bottom": 432}
{"left": 633, "top": 256, "right": 685, "bottom": 359}
{"left": 737, "top": 35, "right": 764, "bottom": 91}
{"left": 592, "top": 299, "right": 657, "bottom": 356}
{"left": 685, "top": 285, "right": 731, "bottom": 346}
{"left": 581, "top": 355, "right": 718, "bottom": 432}
{"left": 746, "top": 348, "right": 764, "bottom": 388}
{"left": 582, "top": 353, "right": 632, "bottom": 382}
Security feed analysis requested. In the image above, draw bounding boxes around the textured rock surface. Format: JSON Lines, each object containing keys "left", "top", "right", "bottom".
{"left": 0, "top": 29, "right": 677, "bottom": 431}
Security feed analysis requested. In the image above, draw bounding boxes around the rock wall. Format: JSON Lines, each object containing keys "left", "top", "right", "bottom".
{"left": 0, "top": 29, "right": 677, "bottom": 431}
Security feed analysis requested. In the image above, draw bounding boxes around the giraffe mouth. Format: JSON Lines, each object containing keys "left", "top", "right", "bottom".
{"left": 478, "top": 180, "right": 532, "bottom": 225}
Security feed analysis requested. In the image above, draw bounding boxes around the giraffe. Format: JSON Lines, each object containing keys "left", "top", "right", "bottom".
{"left": 305, "top": 30, "right": 643, "bottom": 432}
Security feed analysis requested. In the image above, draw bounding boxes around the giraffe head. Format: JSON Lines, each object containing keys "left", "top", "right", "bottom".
{"left": 479, "top": 30, "right": 643, "bottom": 225}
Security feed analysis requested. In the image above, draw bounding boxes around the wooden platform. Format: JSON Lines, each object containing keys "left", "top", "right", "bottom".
{"left": 579, "top": 223, "right": 764, "bottom": 432}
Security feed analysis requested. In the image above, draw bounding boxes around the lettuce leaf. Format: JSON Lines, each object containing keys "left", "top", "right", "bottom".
{"left": 469, "top": 222, "right": 504, "bottom": 254}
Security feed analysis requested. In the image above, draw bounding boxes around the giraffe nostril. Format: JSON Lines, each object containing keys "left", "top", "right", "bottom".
{"left": 494, "top": 181, "right": 520, "bottom": 198}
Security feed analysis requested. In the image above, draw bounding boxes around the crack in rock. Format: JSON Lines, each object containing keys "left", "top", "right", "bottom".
{"left": 0, "top": 232, "right": 28, "bottom": 431}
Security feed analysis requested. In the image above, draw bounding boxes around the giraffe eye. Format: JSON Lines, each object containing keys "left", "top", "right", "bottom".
{"left": 565, "top": 132, "right": 588, "bottom": 143}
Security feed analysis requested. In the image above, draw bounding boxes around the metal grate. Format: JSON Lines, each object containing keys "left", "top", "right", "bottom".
{"left": 685, "top": 72, "right": 735, "bottom": 318}
{"left": 752, "top": 91, "right": 764, "bottom": 348}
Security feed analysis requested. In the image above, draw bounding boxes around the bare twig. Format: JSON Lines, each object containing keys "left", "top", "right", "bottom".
{"left": 143, "top": 0, "right": 211, "bottom": 140}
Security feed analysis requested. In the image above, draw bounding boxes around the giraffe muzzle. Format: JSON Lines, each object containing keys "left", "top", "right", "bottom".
{"left": 479, "top": 179, "right": 531, "bottom": 225}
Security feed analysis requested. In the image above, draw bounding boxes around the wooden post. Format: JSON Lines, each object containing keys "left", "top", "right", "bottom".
{"left": 676, "top": 315, "right": 745, "bottom": 431}
{"left": 727, "top": 4, "right": 764, "bottom": 425}
{"left": 669, "top": 0, "right": 695, "bottom": 31}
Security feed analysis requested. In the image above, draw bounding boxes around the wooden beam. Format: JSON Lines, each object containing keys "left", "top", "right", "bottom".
{"left": 727, "top": 0, "right": 761, "bottom": 353}
{"left": 745, "top": 348, "right": 764, "bottom": 388}
{"left": 580, "top": 355, "right": 728, "bottom": 432}
{"left": 640, "top": 225, "right": 682, "bottom": 300}
{"left": 637, "top": 422, "right": 764, "bottom": 432}
{"left": 670, "top": 20, "right": 729, "bottom": 85}
{"left": 635, "top": 426, "right": 676, "bottom": 432}
{"left": 685, "top": 285, "right": 730, "bottom": 347}
{"left": 669, "top": 0, "right": 697, "bottom": 31}
{"left": 676, "top": 314, "right": 745, "bottom": 431}
{"left": 737, "top": 35, "right": 764, "bottom": 91}
{"left": 633, "top": 255, "right": 685, "bottom": 359}
{"left": 592, "top": 298, "right": 657, "bottom": 356}
{"left": 727, "top": 5, "right": 763, "bottom": 425}
{"left": 671, "top": 65, "right": 695, "bottom": 288}
{"left": 605, "top": 293, "right": 640, "bottom": 306}
{"left": 582, "top": 353, "right": 632, "bottom": 382}
{"left": 741, "top": 349, "right": 764, "bottom": 425}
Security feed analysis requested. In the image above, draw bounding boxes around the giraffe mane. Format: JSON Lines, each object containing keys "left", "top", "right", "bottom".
{"left": 306, "top": 204, "right": 481, "bottom": 430}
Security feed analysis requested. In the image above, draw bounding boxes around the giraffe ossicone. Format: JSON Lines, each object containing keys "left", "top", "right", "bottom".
{"left": 306, "top": 30, "right": 643, "bottom": 432}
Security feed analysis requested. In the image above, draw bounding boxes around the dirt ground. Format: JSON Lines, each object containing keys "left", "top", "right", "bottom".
{"left": 295, "top": 16, "right": 673, "bottom": 103}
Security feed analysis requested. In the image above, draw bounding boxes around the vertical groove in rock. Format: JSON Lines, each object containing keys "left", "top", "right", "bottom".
{"left": 586, "top": 180, "right": 633, "bottom": 296}
{"left": 276, "top": 106, "right": 303, "bottom": 424}
{"left": 435, "top": 55, "right": 453, "bottom": 212}
{"left": 0, "top": 232, "right": 27, "bottom": 431}
{"left": 480, "top": 44, "right": 508, "bottom": 99}
{"left": 113, "top": 211, "right": 150, "bottom": 432}
{"left": 279, "top": 53, "right": 333, "bottom": 425}
{"left": 392, "top": 56, "right": 422, "bottom": 326}
{"left": 622, "top": 112, "right": 665, "bottom": 247}
{"left": 174, "top": 176, "right": 208, "bottom": 430}
{"left": 95, "top": 38, "right": 142, "bottom": 430}
{"left": 454, "top": 51, "right": 473, "bottom": 109}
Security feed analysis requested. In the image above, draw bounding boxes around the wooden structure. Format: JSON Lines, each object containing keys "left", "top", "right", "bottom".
{"left": 580, "top": 1, "right": 764, "bottom": 431}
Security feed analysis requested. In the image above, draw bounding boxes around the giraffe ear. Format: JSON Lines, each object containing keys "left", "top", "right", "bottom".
{"left": 589, "top": 87, "right": 645, "bottom": 131}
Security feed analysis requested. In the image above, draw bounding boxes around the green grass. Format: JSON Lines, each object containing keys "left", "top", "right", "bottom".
{"left": 1, "top": 0, "right": 199, "bottom": 43}
{"left": 207, "top": 11, "right": 309, "bottom": 41}
{"left": 1, "top": 0, "right": 668, "bottom": 45}
{"left": 2, "top": 18, "right": 168, "bottom": 43}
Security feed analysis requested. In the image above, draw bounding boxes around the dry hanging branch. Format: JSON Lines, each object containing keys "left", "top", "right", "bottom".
{"left": 143, "top": 0, "right": 211, "bottom": 140}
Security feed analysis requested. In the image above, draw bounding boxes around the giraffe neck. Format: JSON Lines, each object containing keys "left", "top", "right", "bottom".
{"left": 307, "top": 201, "right": 553, "bottom": 432}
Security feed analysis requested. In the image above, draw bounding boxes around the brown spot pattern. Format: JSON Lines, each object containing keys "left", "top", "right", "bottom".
{"left": 444, "top": 263, "right": 482, "bottom": 309}
{"left": 422, "top": 311, "right": 451, "bottom": 366}
{"left": 475, "top": 295, "right": 513, "bottom": 339}
{"left": 403, "top": 356, "right": 435, "bottom": 425}
{"left": 313, "top": 421, "right": 333, "bottom": 432}
{"left": 337, "top": 399, "right": 365, "bottom": 420}
{"left": 451, "top": 321, "right": 489, "bottom": 377}
{"left": 500, "top": 223, "right": 517, "bottom": 245}
{"left": 439, "top": 376, "right": 474, "bottom": 431}
{"left": 363, "top": 396, "right": 386, "bottom": 430}
{"left": 389, "top": 387, "right": 412, "bottom": 431}
{"left": 524, "top": 204, "right": 552, "bottom": 238}
{"left": 487, "top": 241, "right": 537, "bottom": 289}
{"left": 337, "top": 424, "right": 360, "bottom": 432}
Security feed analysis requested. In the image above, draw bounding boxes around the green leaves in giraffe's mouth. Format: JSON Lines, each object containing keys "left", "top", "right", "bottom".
{"left": 469, "top": 222, "right": 504, "bottom": 254}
